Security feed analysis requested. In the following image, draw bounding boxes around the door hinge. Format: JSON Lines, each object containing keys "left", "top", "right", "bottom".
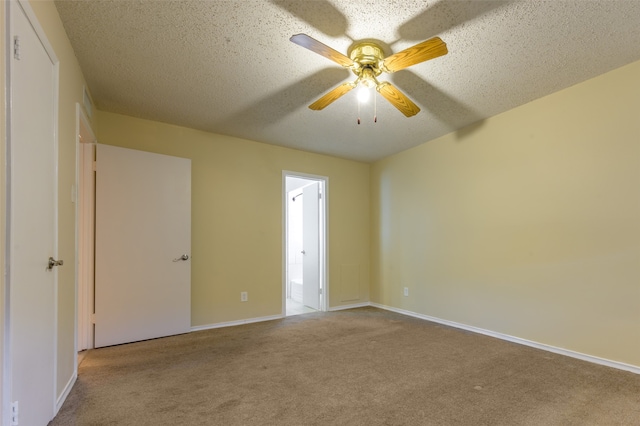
{"left": 91, "top": 313, "right": 96, "bottom": 324}
{"left": 11, "top": 401, "right": 18, "bottom": 425}
{"left": 319, "top": 192, "right": 322, "bottom": 199}
{"left": 92, "top": 160, "right": 97, "bottom": 171}
{"left": 13, "top": 36, "right": 21, "bottom": 60}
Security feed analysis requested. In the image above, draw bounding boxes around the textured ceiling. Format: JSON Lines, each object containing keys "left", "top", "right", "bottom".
{"left": 54, "top": 0, "right": 640, "bottom": 162}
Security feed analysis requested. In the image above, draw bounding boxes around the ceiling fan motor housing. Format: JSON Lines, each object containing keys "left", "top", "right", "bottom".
{"left": 350, "top": 42, "right": 385, "bottom": 80}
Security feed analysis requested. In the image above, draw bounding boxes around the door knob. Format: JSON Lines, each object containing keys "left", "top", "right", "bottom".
{"left": 173, "top": 254, "right": 189, "bottom": 262}
{"left": 301, "top": 250, "right": 306, "bottom": 255}
{"left": 48, "top": 257, "right": 63, "bottom": 270}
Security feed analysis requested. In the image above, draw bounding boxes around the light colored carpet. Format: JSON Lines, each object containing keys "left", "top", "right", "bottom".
{"left": 50, "top": 307, "right": 640, "bottom": 425}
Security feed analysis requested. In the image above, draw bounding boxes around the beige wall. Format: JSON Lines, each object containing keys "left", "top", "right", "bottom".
{"left": 96, "top": 111, "right": 370, "bottom": 326}
{"left": 371, "top": 60, "right": 640, "bottom": 366}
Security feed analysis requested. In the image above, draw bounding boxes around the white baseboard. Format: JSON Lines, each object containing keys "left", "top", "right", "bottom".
{"left": 56, "top": 372, "right": 77, "bottom": 414}
{"left": 188, "top": 303, "right": 639, "bottom": 375}
{"left": 190, "top": 302, "right": 369, "bottom": 331}
{"left": 329, "top": 302, "right": 370, "bottom": 312}
{"left": 191, "top": 314, "right": 283, "bottom": 332}
{"left": 370, "top": 302, "right": 640, "bottom": 375}
{"left": 189, "top": 303, "right": 368, "bottom": 331}
{"left": 191, "top": 302, "right": 370, "bottom": 331}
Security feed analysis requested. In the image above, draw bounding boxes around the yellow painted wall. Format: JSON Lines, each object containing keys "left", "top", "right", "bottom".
{"left": 28, "top": 0, "right": 92, "bottom": 399}
{"left": 96, "top": 111, "right": 370, "bottom": 326}
{"left": 371, "top": 60, "right": 640, "bottom": 366}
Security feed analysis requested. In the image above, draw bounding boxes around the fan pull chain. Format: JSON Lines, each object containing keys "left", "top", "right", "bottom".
{"left": 374, "top": 93, "right": 377, "bottom": 123}
{"left": 357, "top": 98, "right": 361, "bottom": 125}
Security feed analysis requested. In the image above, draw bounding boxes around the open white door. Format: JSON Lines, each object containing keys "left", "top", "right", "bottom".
{"left": 8, "top": 2, "right": 59, "bottom": 424}
{"left": 302, "top": 182, "right": 320, "bottom": 310}
{"left": 94, "top": 145, "right": 191, "bottom": 348}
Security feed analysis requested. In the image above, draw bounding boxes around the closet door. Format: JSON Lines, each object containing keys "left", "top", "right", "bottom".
{"left": 9, "top": 2, "right": 58, "bottom": 424}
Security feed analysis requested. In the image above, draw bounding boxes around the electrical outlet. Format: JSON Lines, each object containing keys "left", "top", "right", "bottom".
{"left": 403, "top": 287, "right": 409, "bottom": 297}
{"left": 240, "top": 291, "right": 248, "bottom": 302}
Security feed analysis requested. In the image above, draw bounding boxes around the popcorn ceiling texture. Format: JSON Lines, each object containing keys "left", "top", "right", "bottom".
{"left": 54, "top": 0, "right": 640, "bottom": 162}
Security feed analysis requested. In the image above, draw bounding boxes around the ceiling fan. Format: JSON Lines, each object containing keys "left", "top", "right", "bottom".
{"left": 290, "top": 34, "right": 448, "bottom": 117}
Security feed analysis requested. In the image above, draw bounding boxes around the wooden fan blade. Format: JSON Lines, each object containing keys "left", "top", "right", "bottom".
{"left": 383, "top": 37, "right": 448, "bottom": 73}
{"left": 290, "top": 34, "right": 354, "bottom": 68}
{"left": 309, "top": 82, "right": 356, "bottom": 110}
{"left": 377, "top": 82, "right": 420, "bottom": 117}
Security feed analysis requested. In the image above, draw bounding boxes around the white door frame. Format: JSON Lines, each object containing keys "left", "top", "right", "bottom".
{"left": 301, "top": 182, "right": 321, "bottom": 310}
{"left": 3, "top": 0, "right": 60, "bottom": 423}
{"left": 282, "top": 171, "right": 329, "bottom": 315}
{"left": 75, "top": 103, "right": 96, "bottom": 352}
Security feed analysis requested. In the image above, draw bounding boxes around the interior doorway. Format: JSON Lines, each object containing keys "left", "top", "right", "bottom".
{"left": 77, "top": 103, "right": 97, "bottom": 353}
{"left": 283, "top": 173, "right": 328, "bottom": 316}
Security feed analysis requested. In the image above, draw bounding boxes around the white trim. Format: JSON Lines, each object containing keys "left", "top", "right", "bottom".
{"left": 15, "top": 0, "right": 57, "bottom": 63}
{"left": 50, "top": 49, "right": 61, "bottom": 426}
{"left": 370, "top": 302, "right": 640, "bottom": 375}
{"left": 55, "top": 373, "right": 76, "bottom": 414}
{"left": 329, "top": 302, "right": 370, "bottom": 311}
{"left": 281, "top": 173, "right": 285, "bottom": 317}
{"left": 74, "top": 104, "right": 80, "bottom": 357}
{"left": 3, "top": 3, "right": 11, "bottom": 424}
{"left": 282, "top": 171, "right": 329, "bottom": 316}
{"left": 190, "top": 314, "right": 283, "bottom": 332}
{"left": 75, "top": 104, "right": 96, "bottom": 355}
{"left": 187, "top": 302, "right": 639, "bottom": 375}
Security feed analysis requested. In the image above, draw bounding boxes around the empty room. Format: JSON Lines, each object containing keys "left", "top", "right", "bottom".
{"left": 1, "top": 1, "right": 639, "bottom": 425}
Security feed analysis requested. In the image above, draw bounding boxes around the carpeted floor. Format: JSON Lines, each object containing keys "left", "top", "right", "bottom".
{"left": 50, "top": 307, "right": 640, "bottom": 425}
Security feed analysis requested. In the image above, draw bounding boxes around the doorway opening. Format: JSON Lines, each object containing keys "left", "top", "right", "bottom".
{"left": 283, "top": 173, "right": 328, "bottom": 316}
{"left": 76, "top": 103, "right": 97, "bottom": 354}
